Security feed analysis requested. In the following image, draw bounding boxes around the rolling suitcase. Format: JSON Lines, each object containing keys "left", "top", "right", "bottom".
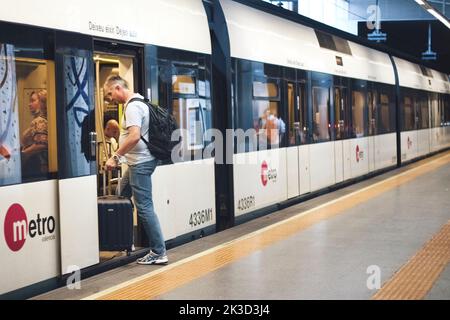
{"left": 98, "top": 170, "right": 133, "bottom": 253}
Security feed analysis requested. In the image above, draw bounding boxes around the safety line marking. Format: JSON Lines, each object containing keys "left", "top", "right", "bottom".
{"left": 372, "top": 220, "right": 450, "bottom": 300}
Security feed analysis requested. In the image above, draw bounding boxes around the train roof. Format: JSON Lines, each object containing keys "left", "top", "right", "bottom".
{"left": 228, "top": 0, "right": 449, "bottom": 92}
{"left": 394, "top": 56, "right": 450, "bottom": 93}
{"left": 0, "top": 0, "right": 211, "bottom": 54}
{"left": 221, "top": 0, "right": 395, "bottom": 85}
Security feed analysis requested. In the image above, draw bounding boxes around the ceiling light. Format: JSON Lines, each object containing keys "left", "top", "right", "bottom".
{"left": 414, "top": 0, "right": 450, "bottom": 30}
{"left": 427, "top": 8, "right": 450, "bottom": 29}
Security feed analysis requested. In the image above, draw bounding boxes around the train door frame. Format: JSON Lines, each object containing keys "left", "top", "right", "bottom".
{"left": 285, "top": 78, "right": 300, "bottom": 199}
{"left": 203, "top": 0, "right": 235, "bottom": 231}
{"left": 93, "top": 40, "right": 145, "bottom": 96}
{"left": 284, "top": 74, "right": 309, "bottom": 198}
{"left": 54, "top": 30, "right": 98, "bottom": 274}
{"left": 286, "top": 80, "right": 300, "bottom": 146}
{"left": 92, "top": 39, "right": 149, "bottom": 253}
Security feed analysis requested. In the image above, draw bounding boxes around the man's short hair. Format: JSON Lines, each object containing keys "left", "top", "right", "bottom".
{"left": 104, "top": 75, "right": 129, "bottom": 90}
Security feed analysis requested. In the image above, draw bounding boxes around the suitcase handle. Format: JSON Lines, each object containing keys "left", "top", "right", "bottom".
{"left": 103, "top": 168, "right": 122, "bottom": 196}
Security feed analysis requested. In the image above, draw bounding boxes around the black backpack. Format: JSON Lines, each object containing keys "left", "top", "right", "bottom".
{"left": 127, "top": 97, "right": 179, "bottom": 162}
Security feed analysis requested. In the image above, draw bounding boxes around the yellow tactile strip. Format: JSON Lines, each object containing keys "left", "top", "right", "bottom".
{"left": 85, "top": 152, "right": 450, "bottom": 300}
{"left": 372, "top": 221, "right": 450, "bottom": 300}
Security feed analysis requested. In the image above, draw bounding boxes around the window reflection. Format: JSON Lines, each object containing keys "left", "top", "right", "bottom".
{"left": 0, "top": 42, "right": 56, "bottom": 186}
{"left": 334, "top": 86, "right": 347, "bottom": 139}
{"left": 351, "top": 81, "right": 367, "bottom": 138}
{"left": 311, "top": 72, "right": 332, "bottom": 142}
{"left": 233, "top": 60, "right": 286, "bottom": 152}
{"left": 312, "top": 87, "right": 330, "bottom": 142}
{"left": 146, "top": 47, "right": 212, "bottom": 161}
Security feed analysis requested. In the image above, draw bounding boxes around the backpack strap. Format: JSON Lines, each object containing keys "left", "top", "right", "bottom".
{"left": 124, "top": 97, "right": 152, "bottom": 146}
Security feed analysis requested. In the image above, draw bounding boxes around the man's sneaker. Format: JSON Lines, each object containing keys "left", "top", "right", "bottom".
{"left": 136, "top": 252, "right": 152, "bottom": 263}
{"left": 137, "top": 251, "right": 168, "bottom": 265}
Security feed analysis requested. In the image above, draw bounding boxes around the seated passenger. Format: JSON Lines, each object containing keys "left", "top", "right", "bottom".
{"left": 99, "top": 119, "right": 120, "bottom": 166}
{"left": 104, "top": 119, "right": 120, "bottom": 152}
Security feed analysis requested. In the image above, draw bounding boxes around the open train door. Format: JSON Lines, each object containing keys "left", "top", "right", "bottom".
{"left": 54, "top": 31, "right": 99, "bottom": 274}
{"left": 92, "top": 40, "right": 146, "bottom": 255}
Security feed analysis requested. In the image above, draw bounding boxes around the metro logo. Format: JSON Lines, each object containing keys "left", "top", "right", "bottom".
{"left": 4, "top": 204, "right": 27, "bottom": 252}
{"left": 356, "top": 145, "right": 364, "bottom": 163}
{"left": 3, "top": 203, "right": 56, "bottom": 252}
{"left": 261, "top": 160, "right": 277, "bottom": 187}
{"left": 261, "top": 161, "right": 269, "bottom": 186}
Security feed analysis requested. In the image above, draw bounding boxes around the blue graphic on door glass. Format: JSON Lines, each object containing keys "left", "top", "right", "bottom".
{"left": 0, "top": 43, "right": 21, "bottom": 186}
{"left": 64, "top": 55, "right": 91, "bottom": 176}
{"left": 66, "top": 57, "right": 89, "bottom": 127}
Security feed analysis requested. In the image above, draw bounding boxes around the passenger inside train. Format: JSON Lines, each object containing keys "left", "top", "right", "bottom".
{"left": 21, "top": 89, "right": 48, "bottom": 181}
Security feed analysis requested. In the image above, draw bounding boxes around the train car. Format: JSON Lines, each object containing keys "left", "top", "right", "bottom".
{"left": 394, "top": 57, "right": 450, "bottom": 161}
{"left": 0, "top": 0, "right": 449, "bottom": 298}
{"left": 0, "top": 0, "right": 217, "bottom": 297}
{"left": 220, "top": 0, "right": 449, "bottom": 222}
{"left": 223, "top": 0, "right": 398, "bottom": 218}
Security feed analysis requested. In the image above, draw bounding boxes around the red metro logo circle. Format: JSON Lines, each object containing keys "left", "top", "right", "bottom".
{"left": 4, "top": 203, "right": 28, "bottom": 252}
{"left": 261, "top": 161, "right": 268, "bottom": 186}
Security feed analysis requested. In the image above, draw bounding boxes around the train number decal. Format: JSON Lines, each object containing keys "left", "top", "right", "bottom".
{"left": 237, "top": 195, "right": 256, "bottom": 212}
{"left": 189, "top": 208, "right": 213, "bottom": 228}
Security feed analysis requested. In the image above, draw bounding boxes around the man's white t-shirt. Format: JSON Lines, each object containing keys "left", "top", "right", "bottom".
{"left": 119, "top": 93, "right": 155, "bottom": 165}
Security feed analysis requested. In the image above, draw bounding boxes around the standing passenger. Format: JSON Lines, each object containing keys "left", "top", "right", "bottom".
{"left": 104, "top": 75, "right": 168, "bottom": 265}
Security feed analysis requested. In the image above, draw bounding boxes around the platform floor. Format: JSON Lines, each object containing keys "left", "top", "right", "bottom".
{"left": 34, "top": 151, "right": 450, "bottom": 300}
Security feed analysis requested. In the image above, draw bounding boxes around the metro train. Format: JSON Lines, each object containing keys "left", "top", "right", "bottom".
{"left": 0, "top": 0, "right": 449, "bottom": 298}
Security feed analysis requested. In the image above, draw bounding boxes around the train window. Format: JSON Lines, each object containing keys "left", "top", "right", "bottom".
{"left": 334, "top": 86, "right": 347, "bottom": 140}
{"left": 145, "top": 46, "right": 212, "bottom": 161}
{"left": 379, "top": 93, "right": 390, "bottom": 133}
{"left": 298, "top": 83, "right": 308, "bottom": 144}
{"left": 403, "top": 95, "right": 415, "bottom": 131}
{"left": 0, "top": 42, "right": 57, "bottom": 187}
{"left": 287, "top": 80, "right": 307, "bottom": 146}
{"left": 368, "top": 88, "right": 377, "bottom": 136}
{"left": 418, "top": 91, "right": 429, "bottom": 129}
{"left": 253, "top": 78, "right": 283, "bottom": 148}
{"left": 419, "top": 65, "right": 433, "bottom": 78}
{"left": 172, "top": 74, "right": 196, "bottom": 95}
{"left": 253, "top": 81, "right": 278, "bottom": 99}
{"left": 315, "top": 30, "right": 336, "bottom": 51}
{"left": 376, "top": 84, "right": 395, "bottom": 134}
{"left": 351, "top": 80, "right": 367, "bottom": 138}
{"left": 287, "top": 82, "right": 297, "bottom": 145}
{"left": 233, "top": 59, "right": 285, "bottom": 152}
{"left": 311, "top": 72, "right": 332, "bottom": 142}
{"left": 315, "top": 30, "right": 352, "bottom": 55}
{"left": 334, "top": 37, "right": 352, "bottom": 56}
{"left": 445, "top": 94, "right": 450, "bottom": 126}
{"left": 429, "top": 93, "right": 440, "bottom": 128}
{"left": 438, "top": 94, "right": 446, "bottom": 127}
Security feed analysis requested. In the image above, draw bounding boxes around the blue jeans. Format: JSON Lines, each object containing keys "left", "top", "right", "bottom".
{"left": 127, "top": 159, "right": 166, "bottom": 255}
